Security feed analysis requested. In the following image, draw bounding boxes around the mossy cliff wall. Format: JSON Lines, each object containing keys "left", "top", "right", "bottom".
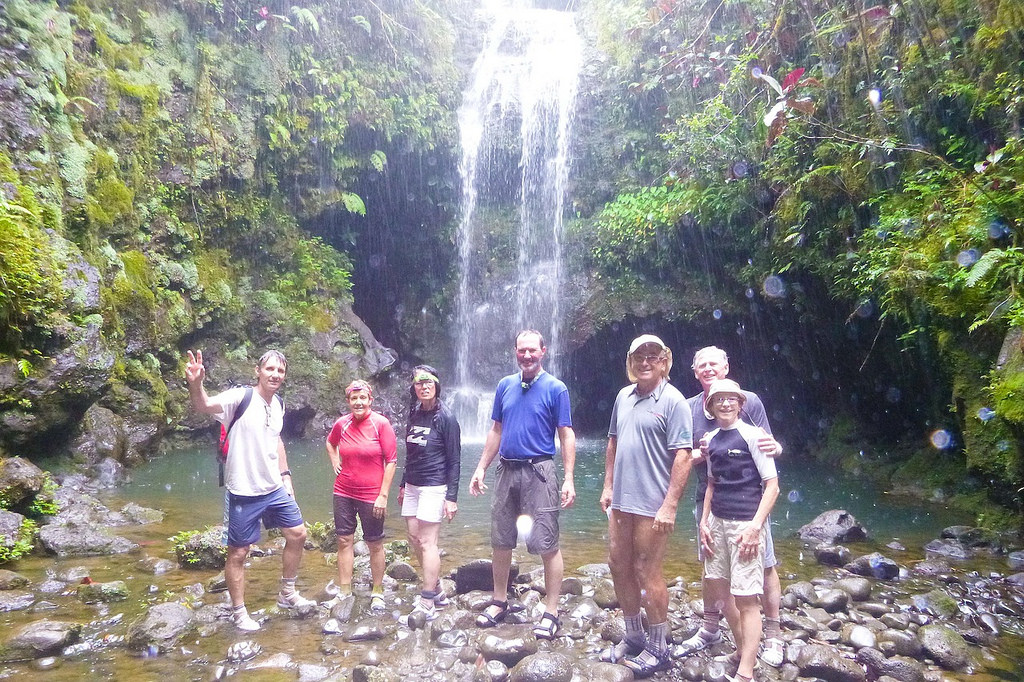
{"left": 0, "top": 0, "right": 465, "bottom": 469}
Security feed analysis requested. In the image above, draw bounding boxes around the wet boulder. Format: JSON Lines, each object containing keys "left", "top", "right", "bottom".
{"left": 575, "top": 659, "right": 636, "bottom": 682}
{"left": 795, "top": 643, "right": 867, "bottom": 682}
{"left": 911, "top": 589, "right": 958, "bottom": 619}
{"left": 855, "top": 648, "right": 925, "bottom": 682}
{"left": 385, "top": 560, "right": 418, "bottom": 581}
{"left": 814, "top": 543, "right": 852, "bottom": 566}
{"left": 68, "top": 404, "right": 127, "bottom": 470}
{"left": 0, "top": 457, "right": 47, "bottom": 509}
{"left": 171, "top": 526, "right": 226, "bottom": 569}
{"left": 78, "top": 580, "right": 129, "bottom": 603}
{"left": 917, "top": 624, "right": 976, "bottom": 672}
{"left": 798, "top": 509, "right": 868, "bottom": 544}
{"left": 509, "top": 652, "right": 573, "bottom": 682}
{"left": 126, "top": 602, "right": 196, "bottom": 653}
{"left": 593, "top": 578, "right": 618, "bottom": 609}
{"left": 455, "top": 559, "right": 518, "bottom": 594}
{"left": 834, "top": 576, "right": 872, "bottom": 601}
{"left": 37, "top": 524, "right": 137, "bottom": 557}
{"left": 352, "top": 665, "right": 400, "bottom": 682}
{"left": 0, "top": 620, "right": 82, "bottom": 662}
{"left": 479, "top": 625, "right": 538, "bottom": 667}
{"left": 844, "top": 552, "right": 900, "bottom": 580}
{"left": 923, "top": 538, "right": 970, "bottom": 560}
{"left": 0, "top": 569, "right": 29, "bottom": 590}
{"left": 0, "top": 510, "right": 28, "bottom": 555}
{"left": 0, "top": 591, "right": 35, "bottom": 612}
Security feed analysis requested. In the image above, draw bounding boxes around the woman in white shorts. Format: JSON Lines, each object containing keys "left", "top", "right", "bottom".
{"left": 399, "top": 365, "right": 462, "bottom": 622}
{"left": 699, "top": 379, "right": 780, "bottom": 682}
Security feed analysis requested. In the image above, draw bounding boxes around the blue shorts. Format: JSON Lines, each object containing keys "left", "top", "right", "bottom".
{"left": 226, "top": 487, "right": 304, "bottom": 547}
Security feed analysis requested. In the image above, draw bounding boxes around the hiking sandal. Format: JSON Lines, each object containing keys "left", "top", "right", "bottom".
{"left": 532, "top": 611, "right": 560, "bottom": 640}
{"left": 475, "top": 599, "right": 509, "bottom": 628}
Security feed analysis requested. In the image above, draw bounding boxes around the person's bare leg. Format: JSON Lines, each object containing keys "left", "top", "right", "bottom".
{"left": 631, "top": 516, "right": 670, "bottom": 655}
{"left": 226, "top": 545, "right": 250, "bottom": 608}
{"left": 406, "top": 517, "right": 425, "bottom": 573}
{"left": 415, "top": 520, "right": 442, "bottom": 594}
{"left": 540, "top": 548, "right": 563, "bottom": 615}
{"left": 336, "top": 534, "right": 355, "bottom": 590}
{"left": 608, "top": 511, "right": 641, "bottom": 615}
{"left": 735, "top": 594, "right": 762, "bottom": 679}
{"left": 367, "top": 538, "right": 385, "bottom": 590}
{"left": 280, "top": 524, "right": 306, "bottom": 580}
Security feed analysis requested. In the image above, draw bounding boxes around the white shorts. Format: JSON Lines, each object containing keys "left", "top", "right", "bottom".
{"left": 401, "top": 484, "right": 447, "bottom": 523}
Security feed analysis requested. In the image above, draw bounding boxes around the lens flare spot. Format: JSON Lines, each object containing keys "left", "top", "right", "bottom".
{"left": 867, "top": 88, "right": 881, "bottom": 107}
{"left": 516, "top": 515, "right": 534, "bottom": 538}
{"left": 712, "top": 309, "right": 722, "bottom": 320}
{"left": 929, "top": 429, "right": 953, "bottom": 450}
{"left": 977, "top": 407, "right": 995, "bottom": 422}
{"left": 763, "top": 275, "right": 786, "bottom": 298}
{"left": 745, "top": 287, "right": 755, "bottom": 299}
{"left": 956, "top": 249, "right": 980, "bottom": 267}
{"left": 787, "top": 489, "right": 802, "bottom": 503}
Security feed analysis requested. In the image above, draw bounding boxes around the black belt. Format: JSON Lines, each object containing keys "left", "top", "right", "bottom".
{"left": 499, "top": 455, "right": 553, "bottom": 465}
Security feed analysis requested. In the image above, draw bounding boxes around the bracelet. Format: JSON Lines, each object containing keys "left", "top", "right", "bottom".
{"left": 280, "top": 469, "right": 292, "bottom": 477}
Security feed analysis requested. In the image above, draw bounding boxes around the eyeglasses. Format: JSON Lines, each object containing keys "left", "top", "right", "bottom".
{"left": 414, "top": 380, "right": 434, "bottom": 388}
{"left": 712, "top": 396, "right": 740, "bottom": 405}
{"left": 633, "top": 354, "right": 665, "bottom": 365}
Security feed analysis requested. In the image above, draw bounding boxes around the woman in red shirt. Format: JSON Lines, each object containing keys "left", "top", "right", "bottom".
{"left": 325, "top": 380, "right": 398, "bottom": 613}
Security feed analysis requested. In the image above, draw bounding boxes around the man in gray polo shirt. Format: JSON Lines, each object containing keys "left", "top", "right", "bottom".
{"left": 599, "top": 334, "right": 693, "bottom": 677}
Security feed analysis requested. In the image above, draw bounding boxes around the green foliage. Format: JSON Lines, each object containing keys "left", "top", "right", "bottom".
{"left": 27, "top": 473, "right": 59, "bottom": 517}
{"left": 0, "top": 519, "right": 37, "bottom": 564}
{"left": 0, "top": 153, "right": 66, "bottom": 354}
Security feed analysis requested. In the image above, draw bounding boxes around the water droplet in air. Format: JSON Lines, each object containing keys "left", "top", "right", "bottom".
{"left": 745, "top": 288, "right": 755, "bottom": 299}
{"left": 956, "top": 249, "right": 980, "bottom": 267}
{"left": 751, "top": 66, "right": 763, "bottom": 78}
{"left": 977, "top": 407, "right": 995, "bottom": 422}
{"left": 885, "top": 387, "right": 901, "bottom": 403}
{"left": 516, "top": 515, "right": 534, "bottom": 538}
{"left": 164, "top": 483, "right": 172, "bottom": 491}
{"left": 988, "top": 220, "right": 1008, "bottom": 240}
{"left": 855, "top": 300, "right": 874, "bottom": 318}
{"left": 867, "top": 88, "right": 881, "bottom": 107}
{"left": 762, "top": 275, "right": 786, "bottom": 298}
{"left": 930, "top": 430, "right": 952, "bottom": 449}
{"left": 732, "top": 160, "right": 749, "bottom": 178}
{"left": 787, "top": 489, "right": 802, "bottom": 503}
{"left": 712, "top": 309, "right": 722, "bottom": 320}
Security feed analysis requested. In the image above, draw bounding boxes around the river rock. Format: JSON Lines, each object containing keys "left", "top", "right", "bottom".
{"left": 456, "top": 559, "right": 518, "bottom": 594}
{"left": 386, "top": 560, "right": 418, "bottom": 581}
{"left": 0, "top": 569, "right": 29, "bottom": 590}
{"left": 1008, "top": 550, "right": 1024, "bottom": 569}
{"left": 856, "top": 648, "right": 925, "bottom": 682}
{"left": 352, "top": 665, "right": 400, "bottom": 682}
{"left": 329, "top": 593, "right": 356, "bottom": 622}
{"left": 479, "top": 626, "right": 538, "bottom": 667}
{"left": 923, "top": 538, "right": 970, "bottom": 559}
{"left": 78, "top": 580, "right": 128, "bottom": 603}
{"left": 0, "top": 591, "right": 35, "bottom": 611}
{"left": 0, "top": 457, "right": 47, "bottom": 508}
{"left": 814, "top": 543, "right": 852, "bottom": 566}
{"left": 171, "top": 525, "right": 226, "bottom": 569}
{"left": 844, "top": 552, "right": 899, "bottom": 579}
{"left": 575, "top": 659, "right": 633, "bottom": 682}
{"left": 226, "top": 640, "right": 261, "bottom": 662}
{"left": 0, "top": 510, "right": 26, "bottom": 551}
{"left": 878, "top": 628, "right": 923, "bottom": 657}
{"left": 126, "top": 602, "right": 196, "bottom": 653}
{"left": 567, "top": 597, "right": 602, "bottom": 624}
{"left": 346, "top": 623, "right": 387, "bottom": 642}
{"left": 840, "top": 623, "right": 876, "bottom": 648}
{"left": 561, "top": 576, "right": 584, "bottom": 596}
{"left": 0, "top": 620, "right": 82, "bottom": 662}
{"left": 798, "top": 510, "right": 868, "bottom": 544}
{"left": 577, "top": 563, "right": 611, "bottom": 578}
{"left": 138, "top": 556, "right": 176, "bottom": 575}
{"left": 815, "top": 588, "right": 850, "bottom": 613}
{"left": 911, "top": 588, "right": 958, "bottom": 618}
{"left": 834, "top": 576, "right": 872, "bottom": 601}
{"left": 917, "top": 623, "right": 975, "bottom": 671}
{"left": 38, "top": 523, "right": 137, "bottom": 557}
{"left": 509, "top": 652, "right": 573, "bottom": 682}
{"left": 593, "top": 578, "right": 618, "bottom": 609}
{"left": 912, "top": 559, "right": 951, "bottom": 576}
{"left": 116, "top": 502, "right": 164, "bottom": 525}
{"left": 69, "top": 404, "right": 127, "bottom": 469}
{"left": 795, "top": 642, "right": 867, "bottom": 682}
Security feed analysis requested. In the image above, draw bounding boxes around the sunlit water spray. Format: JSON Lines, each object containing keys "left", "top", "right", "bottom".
{"left": 452, "top": 1, "right": 583, "bottom": 438}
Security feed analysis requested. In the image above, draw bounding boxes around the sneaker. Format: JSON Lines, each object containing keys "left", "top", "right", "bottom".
{"left": 277, "top": 590, "right": 316, "bottom": 609}
{"left": 399, "top": 600, "right": 439, "bottom": 626}
{"left": 433, "top": 591, "right": 451, "bottom": 608}
{"left": 233, "top": 613, "right": 261, "bottom": 632}
{"left": 759, "top": 636, "right": 784, "bottom": 666}
{"left": 672, "top": 628, "right": 723, "bottom": 658}
{"left": 369, "top": 593, "right": 387, "bottom": 613}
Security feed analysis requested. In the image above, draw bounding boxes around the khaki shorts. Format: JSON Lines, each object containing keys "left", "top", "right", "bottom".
{"left": 491, "top": 457, "right": 559, "bottom": 555}
{"left": 704, "top": 513, "right": 765, "bottom": 596}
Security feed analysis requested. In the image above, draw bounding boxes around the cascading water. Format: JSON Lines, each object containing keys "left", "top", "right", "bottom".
{"left": 452, "top": 0, "right": 582, "bottom": 440}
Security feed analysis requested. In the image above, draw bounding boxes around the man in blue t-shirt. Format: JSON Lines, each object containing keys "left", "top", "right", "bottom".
{"left": 469, "top": 330, "right": 576, "bottom": 640}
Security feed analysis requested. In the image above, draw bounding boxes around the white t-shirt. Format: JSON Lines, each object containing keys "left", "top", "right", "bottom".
{"left": 214, "top": 387, "right": 285, "bottom": 496}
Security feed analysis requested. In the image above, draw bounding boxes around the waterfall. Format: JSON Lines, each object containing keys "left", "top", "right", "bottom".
{"left": 452, "top": 1, "right": 582, "bottom": 440}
